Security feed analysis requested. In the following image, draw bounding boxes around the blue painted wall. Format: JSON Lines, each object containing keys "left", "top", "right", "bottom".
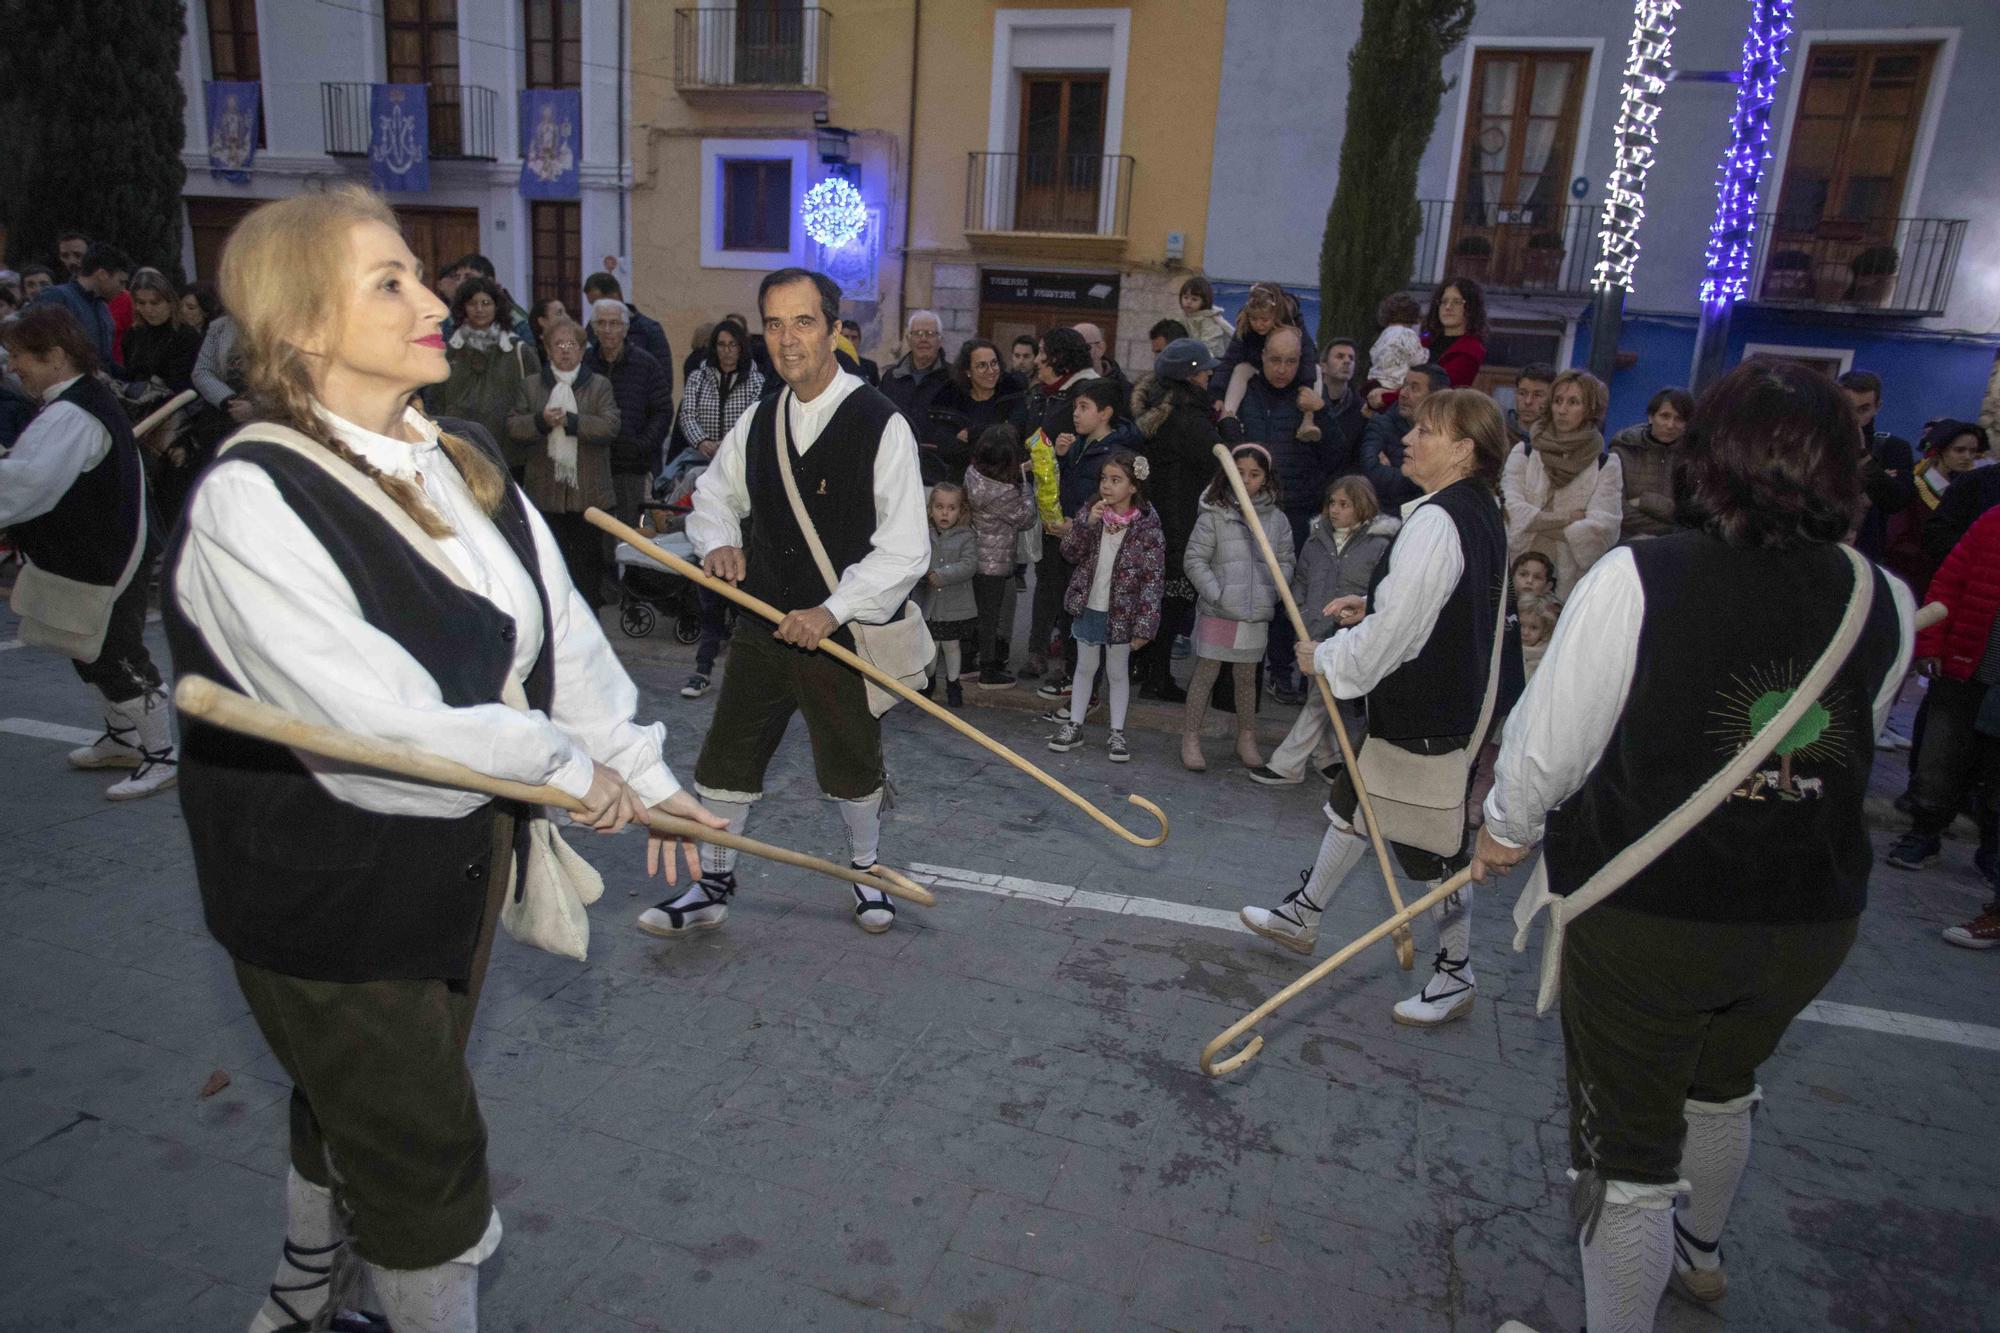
{"left": 1574, "top": 309, "right": 1999, "bottom": 443}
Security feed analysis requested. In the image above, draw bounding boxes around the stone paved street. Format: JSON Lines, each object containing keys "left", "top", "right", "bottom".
{"left": 2, "top": 600, "right": 1997, "bottom": 1332}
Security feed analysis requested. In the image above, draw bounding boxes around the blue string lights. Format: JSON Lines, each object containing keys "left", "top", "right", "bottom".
{"left": 1592, "top": 0, "right": 1680, "bottom": 292}
{"left": 800, "top": 176, "right": 867, "bottom": 250}
{"left": 1698, "top": 0, "right": 1794, "bottom": 305}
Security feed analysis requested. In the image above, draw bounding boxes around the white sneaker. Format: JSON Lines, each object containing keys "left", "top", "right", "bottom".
{"left": 1239, "top": 872, "right": 1322, "bottom": 954}
{"left": 68, "top": 709, "right": 142, "bottom": 770}
{"left": 1392, "top": 956, "right": 1476, "bottom": 1026}
{"left": 638, "top": 873, "right": 734, "bottom": 936}
{"left": 104, "top": 692, "right": 176, "bottom": 801}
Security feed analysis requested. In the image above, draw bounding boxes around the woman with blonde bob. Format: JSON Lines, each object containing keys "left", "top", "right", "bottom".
{"left": 163, "top": 185, "right": 720, "bottom": 1333}
{"left": 1240, "top": 388, "right": 1517, "bottom": 1031}
{"left": 1504, "top": 367, "right": 1625, "bottom": 592}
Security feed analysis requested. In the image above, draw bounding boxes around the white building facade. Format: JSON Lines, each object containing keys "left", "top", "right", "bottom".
{"left": 175, "top": 0, "right": 630, "bottom": 313}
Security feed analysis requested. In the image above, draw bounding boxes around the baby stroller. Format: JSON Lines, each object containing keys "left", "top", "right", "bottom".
{"left": 613, "top": 527, "right": 704, "bottom": 643}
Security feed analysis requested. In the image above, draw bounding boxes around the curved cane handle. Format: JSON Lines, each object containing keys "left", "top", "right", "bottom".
{"left": 1200, "top": 1027, "right": 1265, "bottom": 1077}
{"left": 1122, "top": 795, "right": 1171, "bottom": 847}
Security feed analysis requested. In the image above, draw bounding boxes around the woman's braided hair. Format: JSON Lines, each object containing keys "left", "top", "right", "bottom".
{"left": 219, "top": 185, "right": 505, "bottom": 537}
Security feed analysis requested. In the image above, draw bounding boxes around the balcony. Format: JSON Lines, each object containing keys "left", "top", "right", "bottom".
{"left": 674, "top": 7, "right": 829, "bottom": 98}
{"left": 1411, "top": 199, "right": 1599, "bottom": 297}
{"left": 322, "top": 82, "right": 499, "bottom": 162}
{"left": 1749, "top": 215, "right": 1965, "bottom": 318}
{"left": 964, "top": 153, "right": 1135, "bottom": 258}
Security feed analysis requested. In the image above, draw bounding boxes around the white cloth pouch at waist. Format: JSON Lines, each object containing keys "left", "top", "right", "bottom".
{"left": 1354, "top": 736, "right": 1477, "bottom": 856}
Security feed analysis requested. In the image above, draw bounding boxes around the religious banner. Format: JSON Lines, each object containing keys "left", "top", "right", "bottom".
{"left": 205, "top": 81, "right": 260, "bottom": 185}
{"left": 370, "top": 83, "right": 430, "bottom": 193}
{"left": 518, "top": 88, "right": 581, "bottom": 200}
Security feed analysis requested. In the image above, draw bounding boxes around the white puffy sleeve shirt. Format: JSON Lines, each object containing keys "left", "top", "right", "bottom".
{"left": 173, "top": 406, "right": 680, "bottom": 817}
{"left": 684, "top": 368, "right": 929, "bottom": 627}
{"left": 0, "top": 377, "right": 109, "bottom": 527}
{"left": 1311, "top": 493, "right": 1465, "bottom": 700}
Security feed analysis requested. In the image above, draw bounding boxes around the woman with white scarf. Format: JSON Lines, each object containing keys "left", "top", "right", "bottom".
{"left": 508, "top": 316, "right": 621, "bottom": 609}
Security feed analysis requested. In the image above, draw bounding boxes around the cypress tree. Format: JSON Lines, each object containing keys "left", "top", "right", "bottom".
{"left": 0, "top": 2, "right": 190, "bottom": 279}
{"left": 1316, "top": 0, "right": 1476, "bottom": 355}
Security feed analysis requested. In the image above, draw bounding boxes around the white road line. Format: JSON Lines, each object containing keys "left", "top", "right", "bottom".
{"left": 0, "top": 718, "right": 100, "bottom": 746}
{"left": 908, "top": 861, "right": 2000, "bottom": 1054}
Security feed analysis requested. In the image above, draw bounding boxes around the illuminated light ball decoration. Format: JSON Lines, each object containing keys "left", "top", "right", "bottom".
{"left": 801, "top": 177, "right": 867, "bottom": 250}
{"left": 1697, "top": 0, "right": 1794, "bottom": 306}
{"left": 1592, "top": 0, "right": 1680, "bottom": 292}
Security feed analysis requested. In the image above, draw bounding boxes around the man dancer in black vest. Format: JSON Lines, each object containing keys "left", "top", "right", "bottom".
{"left": 641, "top": 269, "right": 928, "bottom": 937}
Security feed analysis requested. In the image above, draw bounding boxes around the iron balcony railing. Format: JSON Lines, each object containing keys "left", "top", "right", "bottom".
{"left": 966, "top": 152, "right": 1135, "bottom": 239}
{"left": 322, "top": 82, "right": 500, "bottom": 162}
{"left": 673, "top": 7, "right": 830, "bottom": 91}
{"left": 1749, "top": 214, "right": 1965, "bottom": 317}
{"left": 1411, "top": 199, "right": 1600, "bottom": 296}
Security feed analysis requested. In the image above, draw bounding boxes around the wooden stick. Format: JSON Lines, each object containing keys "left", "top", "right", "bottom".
{"left": 135, "top": 389, "right": 199, "bottom": 439}
{"left": 586, "top": 506, "right": 1170, "bottom": 849}
{"left": 170, "top": 674, "right": 934, "bottom": 907}
{"left": 1201, "top": 867, "right": 1476, "bottom": 1076}
{"left": 1914, "top": 601, "right": 1946, "bottom": 631}
{"left": 1210, "top": 444, "right": 1415, "bottom": 970}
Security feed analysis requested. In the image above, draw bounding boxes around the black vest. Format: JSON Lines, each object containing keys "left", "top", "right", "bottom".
{"left": 1364, "top": 478, "right": 1509, "bottom": 743}
{"left": 12, "top": 375, "right": 145, "bottom": 585}
{"left": 163, "top": 423, "right": 555, "bottom": 982}
{"left": 1544, "top": 533, "right": 1904, "bottom": 924}
{"left": 739, "top": 384, "right": 899, "bottom": 616}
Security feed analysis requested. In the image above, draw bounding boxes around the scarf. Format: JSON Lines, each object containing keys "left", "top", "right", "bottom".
{"left": 452, "top": 324, "right": 508, "bottom": 353}
{"left": 1530, "top": 420, "right": 1605, "bottom": 491}
{"left": 1101, "top": 503, "right": 1142, "bottom": 532}
{"left": 546, "top": 366, "right": 581, "bottom": 489}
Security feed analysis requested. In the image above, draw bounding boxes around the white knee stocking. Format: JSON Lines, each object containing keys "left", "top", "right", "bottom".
{"left": 1434, "top": 883, "right": 1474, "bottom": 966}
{"left": 696, "top": 798, "right": 751, "bottom": 877}
{"left": 364, "top": 1209, "right": 499, "bottom": 1333}
{"left": 246, "top": 1169, "right": 342, "bottom": 1333}
{"left": 1299, "top": 815, "right": 1368, "bottom": 918}
{"left": 1676, "top": 1089, "right": 1758, "bottom": 1268}
{"left": 837, "top": 791, "right": 883, "bottom": 868}
{"left": 1579, "top": 1190, "right": 1675, "bottom": 1333}
{"left": 940, "top": 640, "right": 962, "bottom": 682}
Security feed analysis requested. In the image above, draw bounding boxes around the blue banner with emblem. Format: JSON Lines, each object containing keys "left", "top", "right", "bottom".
{"left": 370, "top": 83, "right": 430, "bottom": 193}
{"left": 205, "top": 81, "right": 261, "bottom": 184}
{"left": 517, "top": 88, "right": 581, "bottom": 200}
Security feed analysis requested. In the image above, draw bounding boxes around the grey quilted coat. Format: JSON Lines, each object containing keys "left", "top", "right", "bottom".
{"left": 922, "top": 523, "right": 978, "bottom": 622}
{"left": 1290, "top": 513, "right": 1400, "bottom": 638}
{"left": 1184, "top": 493, "right": 1294, "bottom": 624}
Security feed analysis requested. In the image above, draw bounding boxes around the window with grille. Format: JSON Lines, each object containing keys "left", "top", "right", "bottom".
{"left": 721, "top": 158, "right": 792, "bottom": 253}
{"left": 205, "top": 0, "right": 265, "bottom": 148}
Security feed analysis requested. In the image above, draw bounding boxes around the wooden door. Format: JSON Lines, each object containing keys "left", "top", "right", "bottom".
{"left": 1452, "top": 50, "right": 1588, "bottom": 284}
{"left": 1015, "top": 74, "right": 1107, "bottom": 233}
{"left": 977, "top": 307, "right": 1116, "bottom": 350}
{"left": 395, "top": 206, "right": 481, "bottom": 295}
{"left": 185, "top": 197, "right": 261, "bottom": 283}
{"left": 1774, "top": 44, "right": 1934, "bottom": 239}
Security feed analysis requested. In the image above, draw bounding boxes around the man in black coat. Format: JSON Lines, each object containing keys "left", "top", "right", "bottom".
{"left": 586, "top": 300, "right": 674, "bottom": 524}
{"left": 881, "top": 309, "right": 955, "bottom": 481}
{"left": 1838, "top": 370, "right": 1914, "bottom": 562}
{"left": 1320, "top": 338, "right": 1366, "bottom": 462}
{"left": 584, "top": 272, "right": 672, "bottom": 370}
{"left": 1361, "top": 363, "right": 1448, "bottom": 513}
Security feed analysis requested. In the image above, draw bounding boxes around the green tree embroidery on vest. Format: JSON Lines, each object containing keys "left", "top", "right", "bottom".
{"left": 1747, "top": 689, "right": 1832, "bottom": 796}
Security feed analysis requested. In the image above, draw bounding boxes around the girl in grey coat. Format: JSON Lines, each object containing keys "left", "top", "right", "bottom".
{"left": 1251, "top": 475, "right": 1400, "bottom": 785}
{"left": 922, "top": 483, "right": 979, "bottom": 706}
{"left": 1182, "top": 444, "right": 1294, "bottom": 770}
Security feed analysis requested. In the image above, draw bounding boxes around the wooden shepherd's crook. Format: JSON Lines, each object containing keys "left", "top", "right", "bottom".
{"left": 134, "top": 388, "right": 199, "bottom": 440}
{"left": 586, "top": 507, "right": 1170, "bottom": 849}
{"left": 1210, "top": 444, "right": 1415, "bottom": 970}
{"left": 171, "top": 675, "right": 934, "bottom": 906}
{"left": 1202, "top": 866, "right": 1475, "bottom": 1076}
